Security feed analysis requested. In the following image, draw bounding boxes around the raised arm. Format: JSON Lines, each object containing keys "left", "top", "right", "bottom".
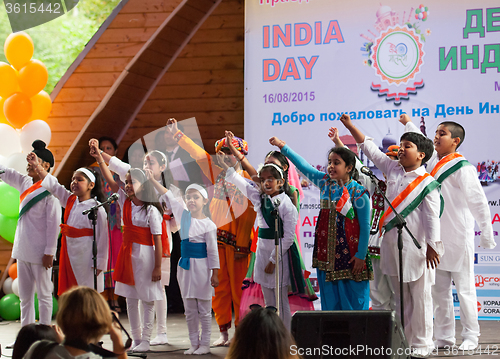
{"left": 270, "top": 137, "right": 327, "bottom": 186}
{"left": 339, "top": 114, "right": 365, "bottom": 143}
{"left": 90, "top": 141, "right": 120, "bottom": 193}
{"left": 225, "top": 130, "right": 258, "bottom": 182}
{"left": 166, "top": 118, "right": 222, "bottom": 183}
{"left": 224, "top": 164, "right": 262, "bottom": 208}
{"left": 328, "top": 127, "right": 344, "bottom": 147}
{"left": 26, "top": 152, "right": 49, "bottom": 182}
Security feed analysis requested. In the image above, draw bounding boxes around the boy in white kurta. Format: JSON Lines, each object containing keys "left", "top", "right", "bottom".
{"left": 401, "top": 115, "right": 496, "bottom": 351}
{"left": 0, "top": 140, "right": 61, "bottom": 328}
{"left": 341, "top": 114, "right": 442, "bottom": 358}
{"left": 161, "top": 184, "right": 219, "bottom": 355}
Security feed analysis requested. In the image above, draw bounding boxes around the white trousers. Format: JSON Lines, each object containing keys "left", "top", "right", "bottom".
{"left": 183, "top": 298, "right": 212, "bottom": 348}
{"left": 432, "top": 254, "right": 479, "bottom": 345}
{"left": 17, "top": 260, "right": 53, "bottom": 327}
{"left": 154, "top": 289, "right": 168, "bottom": 334}
{"left": 390, "top": 269, "right": 434, "bottom": 350}
{"left": 127, "top": 297, "right": 155, "bottom": 342}
{"left": 261, "top": 285, "right": 291, "bottom": 332}
{"left": 369, "top": 257, "right": 395, "bottom": 311}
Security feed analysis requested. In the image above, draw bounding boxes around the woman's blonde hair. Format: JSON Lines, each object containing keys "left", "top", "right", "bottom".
{"left": 56, "top": 286, "right": 111, "bottom": 343}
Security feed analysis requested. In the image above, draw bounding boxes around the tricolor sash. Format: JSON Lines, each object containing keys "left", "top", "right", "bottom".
{"left": 379, "top": 173, "right": 442, "bottom": 235}
{"left": 258, "top": 195, "right": 283, "bottom": 239}
{"left": 58, "top": 195, "right": 94, "bottom": 295}
{"left": 18, "top": 181, "right": 51, "bottom": 219}
{"left": 113, "top": 199, "right": 154, "bottom": 285}
{"left": 430, "top": 153, "right": 473, "bottom": 184}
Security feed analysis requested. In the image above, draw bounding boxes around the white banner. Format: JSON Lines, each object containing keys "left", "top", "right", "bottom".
{"left": 245, "top": 0, "right": 500, "bottom": 317}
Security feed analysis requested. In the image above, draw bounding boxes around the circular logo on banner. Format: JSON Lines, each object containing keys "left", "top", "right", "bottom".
{"left": 477, "top": 301, "right": 482, "bottom": 313}
{"left": 371, "top": 25, "right": 424, "bottom": 86}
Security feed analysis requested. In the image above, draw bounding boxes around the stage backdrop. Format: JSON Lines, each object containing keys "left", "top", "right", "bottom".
{"left": 244, "top": 0, "right": 500, "bottom": 319}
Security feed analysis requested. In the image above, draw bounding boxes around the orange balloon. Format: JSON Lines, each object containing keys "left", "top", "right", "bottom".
{"left": 0, "top": 98, "right": 8, "bottom": 125}
{"left": 8, "top": 262, "right": 17, "bottom": 280}
{"left": 0, "top": 63, "right": 19, "bottom": 99}
{"left": 18, "top": 60, "right": 48, "bottom": 98}
{"left": 29, "top": 91, "right": 52, "bottom": 121}
{"left": 4, "top": 32, "right": 34, "bottom": 70}
{"left": 4, "top": 92, "right": 32, "bottom": 129}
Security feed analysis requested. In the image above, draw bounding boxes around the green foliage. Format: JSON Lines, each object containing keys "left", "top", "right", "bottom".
{"left": 0, "top": 0, "right": 121, "bottom": 94}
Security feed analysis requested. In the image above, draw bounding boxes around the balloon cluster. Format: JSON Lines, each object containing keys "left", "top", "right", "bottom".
{"left": 415, "top": 4, "right": 429, "bottom": 21}
{"left": 0, "top": 262, "right": 58, "bottom": 320}
{"left": 0, "top": 31, "right": 53, "bottom": 243}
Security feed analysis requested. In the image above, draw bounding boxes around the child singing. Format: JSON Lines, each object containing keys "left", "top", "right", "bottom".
{"left": 0, "top": 140, "right": 61, "bottom": 328}
{"left": 340, "top": 113, "right": 442, "bottom": 358}
{"left": 90, "top": 143, "right": 164, "bottom": 353}
{"left": 150, "top": 178, "right": 219, "bottom": 355}
{"left": 269, "top": 135, "right": 372, "bottom": 311}
{"left": 89, "top": 139, "right": 172, "bottom": 346}
{"left": 400, "top": 114, "right": 496, "bottom": 351}
{"left": 219, "top": 153, "right": 298, "bottom": 331}
{"left": 26, "top": 153, "right": 108, "bottom": 296}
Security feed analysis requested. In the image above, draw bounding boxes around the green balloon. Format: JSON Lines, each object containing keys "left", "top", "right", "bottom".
{"left": 53, "top": 295, "right": 58, "bottom": 317}
{"left": 0, "top": 214, "right": 18, "bottom": 243}
{"left": 0, "top": 294, "right": 21, "bottom": 320}
{"left": 0, "top": 182, "right": 20, "bottom": 218}
{"left": 34, "top": 293, "right": 59, "bottom": 319}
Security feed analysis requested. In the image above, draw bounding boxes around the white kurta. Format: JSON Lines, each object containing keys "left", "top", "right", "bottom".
{"left": 0, "top": 165, "right": 61, "bottom": 264}
{"left": 162, "top": 191, "right": 219, "bottom": 301}
{"left": 359, "top": 138, "right": 443, "bottom": 282}
{"left": 225, "top": 168, "right": 298, "bottom": 289}
{"left": 109, "top": 155, "right": 176, "bottom": 286}
{"left": 405, "top": 121, "right": 496, "bottom": 270}
{"left": 114, "top": 189, "right": 164, "bottom": 302}
{"left": 42, "top": 174, "right": 108, "bottom": 293}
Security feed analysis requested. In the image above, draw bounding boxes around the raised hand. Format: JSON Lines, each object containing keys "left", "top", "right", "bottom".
{"left": 89, "top": 141, "right": 100, "bottom": 159}
{"left": 339, "top": 113, "right": 353, "bottom": 129}
{"left": 144, "top": 168, "right": 155, "bottom": 181}
{"left": 269, "top": 136, "right": 286, "bottom": 149}
{"left": 399, "top": 113, "right": 411, "bottom": 125}
{"left": 26, "top": 152, "right": 40, "bottom": 166}
{"left": 166, "top": 118, "right": 178, "bottom": 134}
{"left": 216, "top": 151, "right": 230, "bottom": 171}
{"left": 328, "top": 127, "right": 343, "bottom": 147}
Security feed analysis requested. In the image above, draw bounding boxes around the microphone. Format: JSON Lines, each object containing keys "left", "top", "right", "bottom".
{"left": 273, "top": 198, "right": 281, "bottom": 208}
{"left": 0, "top": 170, "right": 5, "bottom": 175}
{"left": 82, "top": 193, "right": 119, "bottom": 215}
{"left": 360, "top": 166, "right": 376, "bottom": 177}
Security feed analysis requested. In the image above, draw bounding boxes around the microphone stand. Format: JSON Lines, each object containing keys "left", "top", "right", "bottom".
{"left": 364, "top": 170, "right": 415, "bottom": 355}
{"left": 271, "top": 202, "right": 281, "bottom": 316}
{"left": 86, "top": 206, "right": 98, "bottom": 291}
{"left": 83, "top": 195, "right": 118, "bottom": 291}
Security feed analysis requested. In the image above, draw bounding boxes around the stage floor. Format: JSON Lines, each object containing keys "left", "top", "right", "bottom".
{"left": 0, "top": 314, "right": 498, "bottom": 358}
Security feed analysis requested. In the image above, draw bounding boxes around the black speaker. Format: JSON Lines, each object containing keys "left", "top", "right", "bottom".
{"left": 291, "top": 310, "right": 409, "bottom": 359}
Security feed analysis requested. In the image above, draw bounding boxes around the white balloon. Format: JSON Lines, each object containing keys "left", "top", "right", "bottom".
{"left": 6, "top": 152, "right": 28, "bottom": 175}
{"left": 0, "top": 124, "right": 22, "bottom": 157}
{"left": 2, "top": 277, "right": 13, "bottom": 294}
{"left": 12, "top": 278, "right": 19, "bottom": 297}
{"left": 20, "top": 120, "right": 52, "bottom": 153}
